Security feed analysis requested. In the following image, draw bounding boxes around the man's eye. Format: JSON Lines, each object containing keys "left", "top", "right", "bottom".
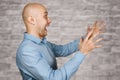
{"left": 44, "top": 15, "right": 48, "bottom": 18}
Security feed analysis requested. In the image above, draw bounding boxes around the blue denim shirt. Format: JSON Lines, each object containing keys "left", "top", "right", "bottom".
{"left": 16, "top": 32, "right": 85, "bottom": 80}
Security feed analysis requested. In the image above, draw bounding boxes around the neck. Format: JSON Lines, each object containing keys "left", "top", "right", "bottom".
{"left": 26, "top": 30, "right": 43, "bottom": 39}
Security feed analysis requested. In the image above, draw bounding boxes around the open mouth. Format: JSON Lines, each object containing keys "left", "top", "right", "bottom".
{"left": 44, "top": 28, "right": 47, "bottom": 32}
{"left": 44, "top": 25, "right": 48, "bottom": 33}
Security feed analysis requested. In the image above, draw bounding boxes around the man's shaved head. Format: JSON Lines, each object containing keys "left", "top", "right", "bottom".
{"left": 22, "top": 3, "right": 46, "bottom": 21}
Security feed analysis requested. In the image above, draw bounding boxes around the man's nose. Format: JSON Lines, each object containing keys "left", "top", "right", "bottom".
{"left": 48, "top": 18, "right": 51, "bottom": 24}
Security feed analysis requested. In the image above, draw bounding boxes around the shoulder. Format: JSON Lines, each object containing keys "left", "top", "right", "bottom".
{"left": 17, "top": 40, "right": 40, "bottom": 56}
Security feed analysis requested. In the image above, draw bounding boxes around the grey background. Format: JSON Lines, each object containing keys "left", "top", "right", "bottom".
{"left": 0, "top": 0, "right": 120, "bottom": 80}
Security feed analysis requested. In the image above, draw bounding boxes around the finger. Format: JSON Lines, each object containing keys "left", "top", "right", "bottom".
{"left": 95, "top": 38, "right": 103, "bottom": 43}
{"left": 85, "top": 28, "right": 94, "bottom": 41}
{"left": 93, "top": 28, "right": 105, "bottom": 35}
{"left": 87, "top": 26, "right": 91, "bottom": 33}
{"left": 95, "top": 45, "right": 102, "bottom": 48}
{"left": 80, "top": 38, "right": 82, "bottom": 44}
{"left": 100, "top": 23, "right": 106, "bottom": 30}
{"left": 100, "top": 22, "right": 106, "bottom": 28}
{"left": 93, "top": 30, "right": 105, "bottom": 34}
{"left": 82, "top": 36, "right": 84, "bottom": 41}
{"left": 90, "top": 32, "right": 100, "bottom": 40}
{"left": 87, "top": 21, "right": 103, "bottom": 40}
{"left": 93, "top": 21, "right": 105, "bottom": 30}
{"left": 100, "top": 30, "right": 105, "bottom": 34}
{"left": 100, "top": 24, "right": 106, "bottom": 34}
{"left": 90, "top": 27, "right": 105, "bottom": 40}
{"left": 79, "top": 37, "right": 84, "bottom": 48}
{"left": 96, "top": 21, "right": 106, "bottom": 31}
{"left": 93, "top": 21, "right": 100, "bottom": 31}
{"left": 89, "top": 26, "right": 93, "bottom": 32}
{"left": 80, "top": 37, "right": 84, "bottom": 44}
{"left": 93, "top": 21, "right": 98, "bottom": 28}
{"left": 92, "top": 21, "right": 98, "bottom": 34}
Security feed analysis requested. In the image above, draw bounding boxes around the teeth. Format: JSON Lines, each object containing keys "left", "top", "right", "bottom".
{"left": 45, "top": 28, "right": 47, "bottom": 31}
{"left": 45, "top": 27, "right": 47, "bottom": 30}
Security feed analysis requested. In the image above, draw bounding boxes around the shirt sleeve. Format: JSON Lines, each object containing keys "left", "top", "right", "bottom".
{"left": 20, "top": 46, "right": 85, "bottom": 80}
{"left": 48, "top": 39, "right": 80, "bottom": 57}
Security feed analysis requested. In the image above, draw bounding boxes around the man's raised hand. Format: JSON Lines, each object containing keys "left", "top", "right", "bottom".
{"left": 79, "top": 21, "right": 105, "bottom": 55}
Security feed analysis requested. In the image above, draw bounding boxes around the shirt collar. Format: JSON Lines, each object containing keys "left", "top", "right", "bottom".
{"left": 24, "top": 32, "right": 47, "bottom": 44}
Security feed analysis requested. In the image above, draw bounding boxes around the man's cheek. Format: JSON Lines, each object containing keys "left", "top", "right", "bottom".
{"left": 37, "top": 26, "right": 42, "bottom": 32}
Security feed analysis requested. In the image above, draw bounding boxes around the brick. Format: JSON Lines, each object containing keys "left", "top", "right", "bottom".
{"left": 0, "top": 63, "right": 11, "bottom": 71}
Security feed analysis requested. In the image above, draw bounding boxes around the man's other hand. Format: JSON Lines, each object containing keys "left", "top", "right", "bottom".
{"left": 79, "top": 21, "right": 106, "bottom": 55}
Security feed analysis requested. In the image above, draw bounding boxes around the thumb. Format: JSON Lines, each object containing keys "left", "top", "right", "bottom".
{"left": 80, "top": 37, "right": 84, "bottom": 45}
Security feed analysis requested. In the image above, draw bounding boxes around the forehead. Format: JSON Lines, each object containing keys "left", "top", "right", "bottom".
{"left": 38, "top": 7, "right": 48, "bottom": 14}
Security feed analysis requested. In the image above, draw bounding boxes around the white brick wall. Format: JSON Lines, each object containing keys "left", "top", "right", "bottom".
{"left": 0, "top": 0, "right": 120, "bottom": 80}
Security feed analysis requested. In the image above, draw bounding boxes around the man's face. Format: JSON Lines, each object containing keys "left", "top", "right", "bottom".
{"left": 35, "top": 8, "right": 51, "bottom": 38}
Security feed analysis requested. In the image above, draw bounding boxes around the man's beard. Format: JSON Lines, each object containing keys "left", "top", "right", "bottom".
{"left": 38, "top": 26, "right": 47, "bottom": 38}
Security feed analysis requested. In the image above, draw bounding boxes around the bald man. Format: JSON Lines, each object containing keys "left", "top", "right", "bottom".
{"left": 16, "top": 3, "right": 104, "bottom": 80}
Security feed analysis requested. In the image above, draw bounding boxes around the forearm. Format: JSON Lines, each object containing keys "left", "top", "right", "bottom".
{"left": 46, "top": 52, "right": 85, "bottom": 80}
{"left": 51, "top": 39, "right": 80, "bottom": 57}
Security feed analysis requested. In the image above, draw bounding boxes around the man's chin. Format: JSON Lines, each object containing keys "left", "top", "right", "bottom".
{"left": 38, "top": 32, "right": 47, "bottom": 38}
{"left": 44, "top": 32, "right": 47, "bottom": 37}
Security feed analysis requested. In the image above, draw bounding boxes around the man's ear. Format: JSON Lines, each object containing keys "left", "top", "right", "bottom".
{"left": 27, "top": 16, "right": 36, "bottom": 25}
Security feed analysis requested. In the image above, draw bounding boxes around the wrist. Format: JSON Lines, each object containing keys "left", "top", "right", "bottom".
{"left": 79, "top": 50, "right": 88, "bottom": 55}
